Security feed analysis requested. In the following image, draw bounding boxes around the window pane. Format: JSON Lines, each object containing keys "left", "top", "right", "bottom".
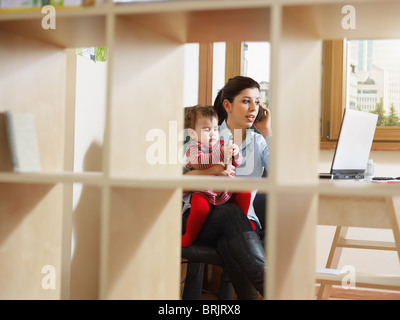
{"left": 183, "top": 43, "right": 199, "bottom": 108}
{"left": 241, "top": 42, "right": 271, "bottom": 107}
{"left": 212, "top": 42, "right": 226, "bottom": 104}
{"left": 346, "top": 39, "right": 400, "bottom": 126}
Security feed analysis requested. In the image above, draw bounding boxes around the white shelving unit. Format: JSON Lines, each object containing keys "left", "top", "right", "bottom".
{"left": 1, "top": 0, "right": 400, "bottom": 300}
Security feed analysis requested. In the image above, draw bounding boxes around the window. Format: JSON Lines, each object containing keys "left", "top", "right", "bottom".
{"left": 184, "top": 42, "right": 226, "bottom": 107}
{"left": 347, "top": 39, "right": 400, "bottom": 127}
{"left": 215, "top": 41, "right": 271, "bottom": 107}
{"left": 194, "top": 41, "right": 271, "bottom": 125}
{"left": 322, "top": 39, "right": 400, "bottom": 150}
{"left": 183, "top": 43, "right": 199, "bottom": 108}
{"left": 241, "top": 42, "right": 271, "bottom": 108}
{"left": 212, "top": 42, "right": 226, "bottom": 104}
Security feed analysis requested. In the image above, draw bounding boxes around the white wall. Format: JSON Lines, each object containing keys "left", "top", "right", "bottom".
{"left": 317, "top": 149, "right": 400, "bottom": 275}
{"left": 73, "top": 54, "right": 106, "bottom": 175}
{"left": 70, "top": 54, "right": 107, "bottom": 299}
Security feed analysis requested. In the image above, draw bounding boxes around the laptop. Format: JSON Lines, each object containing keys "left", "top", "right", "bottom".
{"left": 319, "top": 108, "right": 378, "bottom": 180}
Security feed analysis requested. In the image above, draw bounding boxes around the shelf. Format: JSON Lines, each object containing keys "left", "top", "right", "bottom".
{"left": 0, "top": 8, "right": 106, "bottom": 48}
{"left": 0, "top": 171, "right": 104, "bottom": 185}
{"left": 0, "top": 2, "right": 271, "bottom": 45}
{"left": 113, "top": 0, "right": 272, "bottom": 13}
{"left": 114, "top": 6, "right": 270, "bottom": 43}
{"left": 0, "top": 5, "right": 109, "bottom": 21}
{"left": 110, "top": 175, "right": 270, "bottom": 191}
{"left": 110, "top": 177, "right": 400, "bottom": 196}
{"left": 1, "top": 171, "right": 400, "bottom": 197}
{"left": 283, "top": 0, "right": 400, "bottom": 40}
{"left": 3, "top": 0, "right": 399, "bottom": 47}
{"left": 0, "top": 0, "right": 270, "bottom": 20}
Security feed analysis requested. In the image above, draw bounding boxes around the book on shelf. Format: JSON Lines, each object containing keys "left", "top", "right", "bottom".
{"left": 5, "top": 111, "right": 41, "bottom": 173}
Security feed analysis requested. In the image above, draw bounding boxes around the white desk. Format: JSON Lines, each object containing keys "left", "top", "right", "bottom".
{"left": 317, "top": 182, "right": 400, "bottom": 299}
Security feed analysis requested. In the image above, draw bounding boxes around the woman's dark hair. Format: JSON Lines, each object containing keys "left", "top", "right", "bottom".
{"left": 184, "top": 105, "right": 217, "bottom": 129}
{"left": 213, "top": 76, "right": 260, "bottom": 125}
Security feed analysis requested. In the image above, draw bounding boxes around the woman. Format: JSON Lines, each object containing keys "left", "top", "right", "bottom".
{"left": 182, "top": 76, "right": 271, "bottom": 300}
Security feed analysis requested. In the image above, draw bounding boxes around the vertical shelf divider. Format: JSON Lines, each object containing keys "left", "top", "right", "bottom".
{"left": 99, "top": 10, "right": 115, "bottom": 300}
{"left": 267, "top": 3, "right": 321, "bottom": 299}
{"left": 60, "top": 48, "right": 78, "bottom": 300}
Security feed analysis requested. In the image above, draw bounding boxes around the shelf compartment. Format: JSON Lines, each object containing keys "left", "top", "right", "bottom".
{"left": 0, "top": 35, "right": 67, "bottom": 172}
{"left": 69, "top": 184, "right": 102, "bottom": 299}
{"left": 109, "top": 14, "right": 185, "bottom": 178}
{"left": 0, "top": 182, "right": 63, "bottom": 299}
{"left": 103, "top": 186, "right": 182, "bottom": 299}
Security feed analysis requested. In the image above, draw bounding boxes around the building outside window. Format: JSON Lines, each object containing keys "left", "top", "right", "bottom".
{"left": 346, "top": 39, "right": 400, "bottom": 126}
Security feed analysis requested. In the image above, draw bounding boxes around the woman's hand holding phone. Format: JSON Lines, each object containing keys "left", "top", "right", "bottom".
{"left": 253, "top": 105, "right": 271, "bottom": 138}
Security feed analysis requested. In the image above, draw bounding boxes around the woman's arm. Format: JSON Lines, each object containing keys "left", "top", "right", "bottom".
{"left": 184, "top": 163, "right": 235, "bottom": 176}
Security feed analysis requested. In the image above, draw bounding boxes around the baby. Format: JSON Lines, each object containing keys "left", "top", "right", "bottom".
{"left": 182, "top": 106, "right": 251, "bottom": 247}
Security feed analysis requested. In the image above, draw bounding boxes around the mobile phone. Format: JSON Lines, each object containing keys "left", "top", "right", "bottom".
{"left": 255, "top": 107, "right": 266, "bottom": 122}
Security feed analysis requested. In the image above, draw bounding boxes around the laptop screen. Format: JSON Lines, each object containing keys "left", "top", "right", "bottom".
{"left": 330, "top": 108, "right": 378, "bottom": 179}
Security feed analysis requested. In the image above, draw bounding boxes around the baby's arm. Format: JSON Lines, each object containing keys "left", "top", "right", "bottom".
{"left": 226, "top": 143, "right": 242, "bottom": 167}
{"left": 186, "top": 143, "right": 223, "bottom": 170}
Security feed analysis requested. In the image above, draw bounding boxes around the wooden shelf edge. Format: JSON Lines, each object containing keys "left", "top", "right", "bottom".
{"left": 0, "top": 0, "right": 271, "bottom": 21}
{"left": 105, "top": 176, "right": 400, "bottom": 197}
{"left": 109, "top": 175, "right": 271, "bottom": 192}
{"left": 0, "top": 171, "right": 104, "bottom": 185}
{"left": 1, "top": 173, "right": 400, "bottom": 196}
{"left": 0, "top": 5, "right": 109, "bottom": 21}
{"left": 112, "top": 0, "right": 272, "bottom": 15}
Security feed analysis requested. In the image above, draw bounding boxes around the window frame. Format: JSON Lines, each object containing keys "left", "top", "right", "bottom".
{"left": 321, "top": 40, "right": 400, "bottom": 151}
{"left": 197, "top": 42, "right": 241, "bottom": 106}
{"left": 197, "top": 42, "right": 214, "bottom": 106}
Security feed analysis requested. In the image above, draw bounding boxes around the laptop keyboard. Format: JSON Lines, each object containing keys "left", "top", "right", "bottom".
{"left": 372, "top": 177, "right": 400, "bottom": 181}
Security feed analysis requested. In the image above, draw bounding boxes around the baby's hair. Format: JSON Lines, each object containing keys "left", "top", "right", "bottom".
{"left": 184, "top": 105, "right": 218, "bottom": 130}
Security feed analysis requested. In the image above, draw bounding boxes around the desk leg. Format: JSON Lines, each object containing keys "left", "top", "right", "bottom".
{"left": 317, "top": 226, "right": 348, "bottom": 300}
{"left": 386, "top": 196, "right": 400, "bottom": 261}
